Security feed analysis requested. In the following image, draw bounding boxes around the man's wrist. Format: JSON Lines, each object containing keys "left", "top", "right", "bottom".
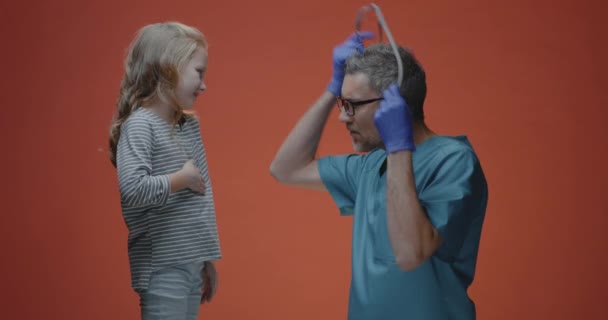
{"left": 327, "top": 79, "right": 342, "bottom": 96}
{"left": 384, "top": 140, "right": 416, "bottom": 154}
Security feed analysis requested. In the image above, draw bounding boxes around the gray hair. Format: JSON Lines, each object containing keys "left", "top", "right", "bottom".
{"left": 345, "top": 43, "right": 427, "bottom": 121}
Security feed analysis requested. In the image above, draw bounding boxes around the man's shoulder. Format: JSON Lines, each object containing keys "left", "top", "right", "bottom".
{"left": 415, "top": 135, "right": 484, "bottom": 182}
{"left": 426, "top": 135, "right": 478, "bottom": 160}
{"left": 320, "top": 148, "right": 386, "bottom": 170}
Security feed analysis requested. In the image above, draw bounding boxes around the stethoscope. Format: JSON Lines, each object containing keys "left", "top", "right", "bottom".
{"left": 354, "top": 3, "right": 404, "bottom": 88}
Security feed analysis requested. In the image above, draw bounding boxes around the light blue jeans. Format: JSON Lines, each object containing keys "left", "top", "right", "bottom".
{"left": 138, "top": 260, "right": 205, "bottom": 320}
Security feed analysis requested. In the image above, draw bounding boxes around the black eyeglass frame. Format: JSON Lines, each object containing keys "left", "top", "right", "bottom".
{"left": 337, "top": 96, "right": 384, "bottom": 116}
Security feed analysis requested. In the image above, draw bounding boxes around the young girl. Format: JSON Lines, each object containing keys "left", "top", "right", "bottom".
{"left": 109, "top": 21, "right": 221, "bottom": 319}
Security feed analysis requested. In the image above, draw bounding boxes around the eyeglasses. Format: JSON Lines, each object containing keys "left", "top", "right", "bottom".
{"left": 337, "top": 97, "right": 384, "bottom": 116}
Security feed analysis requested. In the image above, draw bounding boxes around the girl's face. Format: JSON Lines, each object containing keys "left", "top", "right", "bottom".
{"left": 176, "top": 46, "right": 208, "bottom": 109}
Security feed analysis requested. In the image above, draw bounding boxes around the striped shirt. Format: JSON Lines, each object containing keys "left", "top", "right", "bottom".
{"left": 116, "top": 107, "right": 222, "bottom": 291}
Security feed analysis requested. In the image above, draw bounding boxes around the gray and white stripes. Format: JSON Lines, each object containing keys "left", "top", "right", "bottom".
{"left": 116, "top": 108, "right": 221, "bottom": 291}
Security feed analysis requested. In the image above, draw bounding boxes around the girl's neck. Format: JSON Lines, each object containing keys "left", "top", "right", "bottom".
{"left": 142, "top": 98, "right": 174, "bottom": 124}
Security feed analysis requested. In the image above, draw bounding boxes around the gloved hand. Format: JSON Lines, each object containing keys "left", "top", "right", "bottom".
{"left": 374, "top": 84, "right": 415, "bottom": 153}
{"left": 327, "top": 31, "right": 375, "bottom": 96}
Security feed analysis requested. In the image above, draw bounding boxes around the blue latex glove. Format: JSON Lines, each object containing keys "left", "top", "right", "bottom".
{"left": 327, "top": 31, "right": 375, "bottom": 96}
{"left": 374, "top": 84, "right": 416, "bottom": 153}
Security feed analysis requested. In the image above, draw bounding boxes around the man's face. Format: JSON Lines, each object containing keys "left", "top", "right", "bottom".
{"left": 339, "top": 72, "right": 384, "bottom": 152}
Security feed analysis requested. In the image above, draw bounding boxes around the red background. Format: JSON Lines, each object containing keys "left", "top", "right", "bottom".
{"left": 1, "top": 0, "right": 606, "bottom": 319}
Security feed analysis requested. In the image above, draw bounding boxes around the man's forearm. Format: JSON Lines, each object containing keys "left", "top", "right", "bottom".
{"left": 386, "top": 151, "right": 441, "bottom": 271}
{"left": 269, "top": 91, "right": 336, "bottom": 180}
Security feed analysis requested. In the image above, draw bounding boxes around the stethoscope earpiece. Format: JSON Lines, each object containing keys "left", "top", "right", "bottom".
{"left": 354, "top": 3, "right": 404, "bottom": 88}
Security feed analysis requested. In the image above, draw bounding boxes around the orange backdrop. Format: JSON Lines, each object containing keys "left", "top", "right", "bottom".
{"left": 1, "top": 0, "right": 607, "bottom": 319}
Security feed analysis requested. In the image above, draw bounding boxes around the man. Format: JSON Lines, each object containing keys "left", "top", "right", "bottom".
{"left": 269, "top": 32, "right": 489, "bottom": 320}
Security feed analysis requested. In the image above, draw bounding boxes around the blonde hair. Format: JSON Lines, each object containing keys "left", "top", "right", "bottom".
{"left": 109, "top": 21, "right": 208, "bottom": 167}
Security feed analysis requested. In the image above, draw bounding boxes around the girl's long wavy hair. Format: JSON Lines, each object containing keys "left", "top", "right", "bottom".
{"left": 109, "top": 21, "right": 207, "bottom": 167}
